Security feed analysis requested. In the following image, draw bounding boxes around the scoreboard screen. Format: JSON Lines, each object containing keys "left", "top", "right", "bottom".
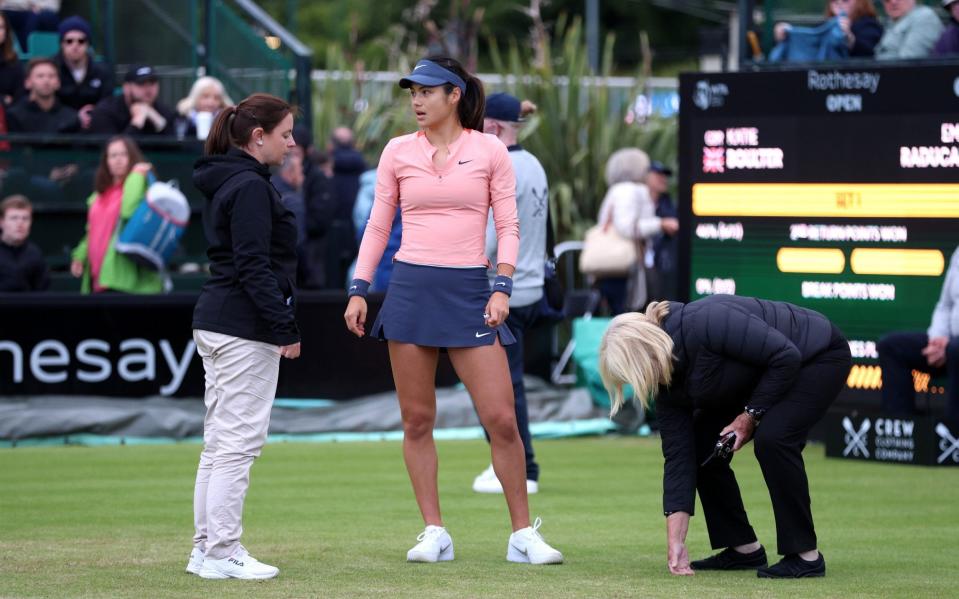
{"left": 678, "top": 64, "right": 959, "bottom": 397}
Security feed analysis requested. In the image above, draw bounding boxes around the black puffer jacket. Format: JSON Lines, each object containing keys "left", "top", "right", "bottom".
{"left": 657, "top": 294, "right": 837, "bottom": 515}
{"left": 192, "top": 148, "right": 300, "bottom": 346}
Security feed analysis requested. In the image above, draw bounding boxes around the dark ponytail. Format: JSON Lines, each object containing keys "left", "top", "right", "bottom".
{"left": 203, "top": 93, "right": 293, "bottom": 156}
{"left": 425, "top": 55, "right": 485, "bottom": 131}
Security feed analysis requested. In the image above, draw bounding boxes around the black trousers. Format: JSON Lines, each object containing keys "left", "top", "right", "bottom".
{"left": 694, "top": 325, "right": 852, "bottom": 555}
{"left": 481, "top": 302, "right": 539, "bottom": 481}
{"left": 877, "top": 331, "right": 959, "bottom": 422}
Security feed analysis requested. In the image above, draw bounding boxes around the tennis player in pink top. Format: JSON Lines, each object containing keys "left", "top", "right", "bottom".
{"left": 343, "top": 56, "right": 563, "bottom": 565}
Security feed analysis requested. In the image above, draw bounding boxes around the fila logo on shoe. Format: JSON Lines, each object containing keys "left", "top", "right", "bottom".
{"left": 228, "top": 557, "right": 244, "bottom": 566}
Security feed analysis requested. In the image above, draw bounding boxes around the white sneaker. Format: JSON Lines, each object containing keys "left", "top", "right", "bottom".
{"left": 406, "top": 525, "right": 454, "bottom": 562}
{"left": 472, "top": 464, "right": 539, "bottom": 494}
{"left": 198, "top": 552, "right": 279, "bottom": 579}
{"left": 507, "top": 517, "right": 564, "bottom": 564}
{"left": 185, "top": 547, "right": 204, "bottom": 575}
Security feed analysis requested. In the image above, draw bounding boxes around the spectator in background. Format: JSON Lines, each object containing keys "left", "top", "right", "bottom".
{"left": 326, "top": 126, "right": 366, "bottom": 288}
{"left": 0, "top": 195, "right": 49, "bottom": 291}
{"left": 645, "top": 160, "right": 679, "bottom": 301}
{"left": 874, "top": 0, "right": 943, "bottom": 59}
{"left": 773, "top": 0, "right": 883, "bottom": 58}
{"left": 933, "top": 0, "right": 959, "bottom": 55}
{"left": 53, "top": 15, "right": 113, "bottom": 130}
{"left": 471, "top": 93, "right": 547, "bottom": 496}
{"left": 0, "top": 12, "right": 23, "bottom": 105}
{"left": 5, "top": 58, "right": 80, "bottom": 200}
{"left": 1, "top": 0, "right": 59, "bottom": 51}
{"left": 350, "top": 166, "right": 399, "bottom": 292}
{"left": 291, "top": 123, "right": 314, "bottom": 175}
{"left": 7, "top": 58, "right": 79, "bottom": 133}
{"left": 878, "top": 246, "right": 959, "bottom": 424}
{"left": 594, "top": 148, "right": 679, "bottom": 315}
{"left": 89, "top": 64, "right": 176, "bottom": 136}
{"left": 272, "top": 147, "right": 313, "bottom": 286}
{"left": 70, "top": 135, "right": 162, "bottom": 294}
{"left": 302, "top": 145, "right": 335, "bottom": 288}
{"left": 175, "top": 76, "right": 232, "bottom": 140}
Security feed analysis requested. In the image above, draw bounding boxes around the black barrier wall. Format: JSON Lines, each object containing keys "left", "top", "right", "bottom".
{"left": 0, "top": 292, "right": 461, "bottom": 399}
{"left": 825, "top": 410, "right": 959, "bottom": 467}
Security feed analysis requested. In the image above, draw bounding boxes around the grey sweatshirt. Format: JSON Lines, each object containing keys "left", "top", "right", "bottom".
{"left": 929, "top": 245, "right": 959, "bottom": 339}
{"left": 486, "top": 146, "right": 548, "bottom": 308}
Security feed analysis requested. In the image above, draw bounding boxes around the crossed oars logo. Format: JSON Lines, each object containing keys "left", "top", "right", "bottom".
{"left": 842, "top": 417, "right": 870, "bottom": 458}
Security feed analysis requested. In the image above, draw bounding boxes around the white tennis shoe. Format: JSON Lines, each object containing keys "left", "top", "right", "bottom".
{"left": 407, "top": 525, "right": 454, "bottom": 562}
{"left": 472, "top": 464, "right": 539, "bottom": 494}
{"left": 185, "top": 547, "right": 204, "bottom": 575}
{"left": 198, "top": 552, "right": 279, "bottom": 579}
{"left": 507, "top": 517, "right": 564, "bottom": 564}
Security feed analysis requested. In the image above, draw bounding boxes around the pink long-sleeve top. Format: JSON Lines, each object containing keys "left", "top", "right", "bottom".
{"left": 354, "top": 129, "right": 520, "bottom": 284}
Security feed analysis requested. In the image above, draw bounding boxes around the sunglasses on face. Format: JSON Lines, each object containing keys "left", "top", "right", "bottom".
{"left": 63, "top": 37, "right": 87, "bottom": 46}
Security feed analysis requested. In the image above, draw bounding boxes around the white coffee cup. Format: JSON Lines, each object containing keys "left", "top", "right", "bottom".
{"left": 195, "top": 111, "right": 214, "bottom": 140}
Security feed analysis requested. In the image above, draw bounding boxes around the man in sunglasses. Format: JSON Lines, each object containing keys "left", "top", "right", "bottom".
{"left": 53, "top": 16, "right": 114, "bottom": 130}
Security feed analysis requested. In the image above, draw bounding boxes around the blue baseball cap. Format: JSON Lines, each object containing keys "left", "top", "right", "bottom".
{"left": 399, "top": 60, "right": 466, "bottom": 94}
{"left": 650, "top": 160, "right": 673, "bottom": 176}
{"left": 485, "top": 93, "right": 522, "bottom": 122}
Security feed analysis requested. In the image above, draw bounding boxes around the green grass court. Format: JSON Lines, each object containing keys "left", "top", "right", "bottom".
{"left": 1, "top": 437, "right": 957, "bottom": 598}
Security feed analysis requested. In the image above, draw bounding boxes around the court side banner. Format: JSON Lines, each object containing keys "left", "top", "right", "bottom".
{"left": 0, "top": 292, "right": 456, "bottom": 399}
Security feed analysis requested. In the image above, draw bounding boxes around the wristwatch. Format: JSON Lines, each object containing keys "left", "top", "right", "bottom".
{"left": 744, "top": 406, "right": 766, "bottom": 424}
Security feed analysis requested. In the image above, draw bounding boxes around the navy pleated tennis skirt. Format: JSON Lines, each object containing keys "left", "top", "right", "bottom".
{"left": 370, "top": 261, "right": 516, "bottom": 348}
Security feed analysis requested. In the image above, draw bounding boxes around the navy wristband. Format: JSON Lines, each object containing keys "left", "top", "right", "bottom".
{"left": 348, "top": 279, "right": 370, "bottom": 298}
{"left": 492, "top": 275, "right": 513, "bottom": 297}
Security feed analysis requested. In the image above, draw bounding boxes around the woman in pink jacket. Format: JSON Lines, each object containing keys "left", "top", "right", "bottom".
{"left": 343, "top": 56, "right": 563, "bottom": 565}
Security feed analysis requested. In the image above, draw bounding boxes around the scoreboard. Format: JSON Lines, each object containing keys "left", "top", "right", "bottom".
{"left": 678, "top": 64, "right": 959, "bottom": 398}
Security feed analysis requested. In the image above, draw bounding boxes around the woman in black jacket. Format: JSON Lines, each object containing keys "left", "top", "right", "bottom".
{"left": 188, "top": 93, "right": 300, "bottom": 581}
{"left": 600, "top": 295, "right": 851, "bottom": 578}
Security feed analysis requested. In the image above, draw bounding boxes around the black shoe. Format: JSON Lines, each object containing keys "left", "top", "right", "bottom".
{"left": 691, "top": 546, "right": 768, "bottom": 571}
{"left": 757, "top": 553, "right": 826, "bottom": 578}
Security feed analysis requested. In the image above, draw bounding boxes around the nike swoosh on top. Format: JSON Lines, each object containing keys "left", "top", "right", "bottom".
{"left": 349, "top": 286, "right": 357, "bottom": 291}
{"left": 414, "top": 65, "right": 425, "bottom": 70}
{"left": 475, "top": 332, "right": 492, "bottom": 338}
{"left": 458, "top": 160, "right": 473, "bottom": 165}
{"left": 495, "top": 282, "right": 506, "bottom": 286}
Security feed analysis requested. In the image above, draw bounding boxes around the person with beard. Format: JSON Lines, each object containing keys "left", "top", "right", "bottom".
{"left": 89, "top": 64, "right": 176, "bottom": 136}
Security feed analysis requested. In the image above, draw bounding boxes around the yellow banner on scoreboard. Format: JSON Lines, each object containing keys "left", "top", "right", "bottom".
{"left": 692, "top": 183, "right": 959, "bottom": 218}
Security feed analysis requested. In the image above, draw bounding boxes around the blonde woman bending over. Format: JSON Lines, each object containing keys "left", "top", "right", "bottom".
{"left": 599, "top": 295, "right": 850, "bottom": 578}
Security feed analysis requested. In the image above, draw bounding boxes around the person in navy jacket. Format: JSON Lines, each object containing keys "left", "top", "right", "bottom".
{"left": 600, "top": 295, "right": 851, "bottom": 578}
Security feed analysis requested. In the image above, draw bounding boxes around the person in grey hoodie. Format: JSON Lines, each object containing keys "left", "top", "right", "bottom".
{"left": 875, "top": 0, "right": 944, "bottom": 59}
{"left": 878, "top": 245, "right": 959, "bottom": 423}
{"left": 471, "top": 93, "right": 548, "bottom": 495}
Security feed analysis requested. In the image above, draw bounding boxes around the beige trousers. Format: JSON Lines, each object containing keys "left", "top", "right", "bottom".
{"left": 192, "top": 329, "right": 280, "bottom": 560}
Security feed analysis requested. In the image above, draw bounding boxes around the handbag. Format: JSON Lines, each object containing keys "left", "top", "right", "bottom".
{"left": 115, "top": 173, "right": 190, "bottom": 271}
{"left": 579, "top": 222, "right": 637, "bottom": 278}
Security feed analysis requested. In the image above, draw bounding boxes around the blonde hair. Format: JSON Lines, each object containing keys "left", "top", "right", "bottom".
{"left": 605, "top": 147, "right": 651, "bottom": 186}
{"left": 176, "top": 76, "right": 234, "bottom": 116}
{"left": 599, "top": 301, "right": 675, "bottom": 415}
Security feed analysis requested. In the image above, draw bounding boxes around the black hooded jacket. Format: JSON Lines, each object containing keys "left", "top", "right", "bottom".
{"left": 656, "top": 294, "right": 839, "bottom": 515}
{"left": 192, "top": 148, "right": 300, "bottom": 346}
